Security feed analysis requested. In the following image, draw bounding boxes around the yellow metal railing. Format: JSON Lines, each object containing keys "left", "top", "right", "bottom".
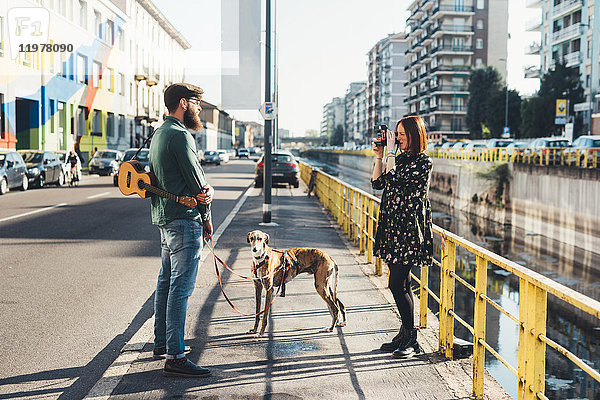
{"left": 299, "top": 161, "right": 600, "bottom": 400}
{"left": 426, "top": 147, "right": 599, "bottom": 168}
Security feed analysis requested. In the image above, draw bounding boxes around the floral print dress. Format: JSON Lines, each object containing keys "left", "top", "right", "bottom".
{"left": 371, "top": 151, "right": 433, "bottom": 268}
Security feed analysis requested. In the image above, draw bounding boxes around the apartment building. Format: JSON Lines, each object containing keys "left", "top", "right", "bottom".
{"left": 367, "top": 33, "right": 409, "bottom": 138}
{"left": 526, "top": 0, "right": 600, "bottom": 135}
{"left": 320, "top": 97, "right": 345, "bottom": 138}
{"left": 344, "top": 81, "right": 367, "bottom": 143}
{"left": 0, "top": 0, "right": 188, "bottom": 162}
{"left": 405, "top": 0, "right": 508, "bottom": 142}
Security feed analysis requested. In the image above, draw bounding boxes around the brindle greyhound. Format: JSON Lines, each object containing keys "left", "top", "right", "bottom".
{"left": 246, "top": 230, "right": 346, "bottom": 337}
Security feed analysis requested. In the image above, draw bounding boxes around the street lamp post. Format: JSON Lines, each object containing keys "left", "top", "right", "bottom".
{"left": 499, "top": 58, "right": 509, "bottom": 137}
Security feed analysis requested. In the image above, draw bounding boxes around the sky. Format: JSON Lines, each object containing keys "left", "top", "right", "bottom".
{"left": 152, "top": 0, "right": 541, "bottom": 137}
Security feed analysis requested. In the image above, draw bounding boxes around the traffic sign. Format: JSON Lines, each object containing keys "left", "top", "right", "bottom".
{"left": 502, "top": 126, "right": 510, "bottom": 138}
{"left": 555, "top": 117, "right": 567, "bottom": 125}
{"left": 556, "top": 99, "right": 567, "bottom": 117}
{"left": 260, "top": 102, "right": 278, "bottom": 120}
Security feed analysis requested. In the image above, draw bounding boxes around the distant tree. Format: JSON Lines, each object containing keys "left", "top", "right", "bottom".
{"left": 329, "top": 124, "right": 344, "bottom": 146}
{"left": 467, "top": 67, "right": 503, "bottom": 138}
{"left": 521, "top": 61, "right": 584, "bottom": 138}
{"left": 487, "top": 89, "right": 522, "bottom": 138}
{"left": 305, "top": 129, "right": 319, "bottom": 137}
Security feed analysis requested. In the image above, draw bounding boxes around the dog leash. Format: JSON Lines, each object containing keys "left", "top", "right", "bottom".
{"left": 204, "top": 236, "right": 287, "bottom": 317}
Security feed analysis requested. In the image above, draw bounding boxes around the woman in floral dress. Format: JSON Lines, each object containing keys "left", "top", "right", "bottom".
{"left": 371, "top": 115, "right": 433, "bottom": 358}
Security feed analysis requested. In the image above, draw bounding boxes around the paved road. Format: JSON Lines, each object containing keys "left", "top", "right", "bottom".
{"left": 0, "top": 159, "right": 256, "bottom": 399}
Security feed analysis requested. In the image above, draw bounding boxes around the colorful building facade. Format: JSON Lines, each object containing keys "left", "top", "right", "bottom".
{"left": 0, "top": 0, "right": 188, "bottom": 164}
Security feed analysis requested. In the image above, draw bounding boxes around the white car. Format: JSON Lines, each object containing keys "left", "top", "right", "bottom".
{"left": 216, "top": 150, "right": 230, "bottom": 163}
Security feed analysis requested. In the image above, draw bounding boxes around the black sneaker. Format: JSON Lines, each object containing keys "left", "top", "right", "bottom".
{"left": 163, "top": 358, "right": 211, "bottom": 377}
{"left": 153, "top": 345, "right": 191, "bottom": 360}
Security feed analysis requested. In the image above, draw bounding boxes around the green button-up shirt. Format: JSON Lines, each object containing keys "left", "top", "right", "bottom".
{"left": 149, "top": 116, "right": 210, "bottom": 226}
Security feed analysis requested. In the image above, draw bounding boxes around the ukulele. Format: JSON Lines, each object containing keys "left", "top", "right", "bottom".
{"left": 117, "top": 160, "right": 198, "bottom": 208}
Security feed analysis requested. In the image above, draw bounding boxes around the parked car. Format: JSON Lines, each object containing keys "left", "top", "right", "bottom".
{"left": 55, "top": 150, "right": 82, "bottom": 183}
{"left": 216, "top": 149, "right": 230, "bottom": 163}
{"left": 486, "top": 138, "right": 514, "bottom": 149}
{"left": 113, "top": 148, "right": 149, "bottom": 186}
{"left": 0, "top": 151, "right": 29, "bottom": 194}
{"left": 567, "top": 135, "right": 600, "bottom": 166}
{"left": 528, "top": 137, "right": 571, "bottom": 163}
{"left": 505, "top": 142, "right": 528, "bottom": 156}
{"left": 463, "top": 143, "right": 488, "bottom": 155}
{"left": 440, "top": 142, "right": 454, "bottom": 151}
{"left": 18, "top": 150, "right": 64, "bottom": 187}
{"left": 451, "top": 142, "right": 468, "bottom": 150}
{"left": 238, "top": 148, "right": 250, "bottom": 158}
{"left": 201, "top": 150, "right": 221, "bottom": 166}
{"left": 89, "top": 150, "right": 122, "bottom": 176}
{"left": 254, "top": 152, "right": 300, "bottom": 188}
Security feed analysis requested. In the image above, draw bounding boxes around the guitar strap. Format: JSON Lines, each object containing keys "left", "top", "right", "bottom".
{"left": 131, "top": 129, "right": 156, "bottom": 161}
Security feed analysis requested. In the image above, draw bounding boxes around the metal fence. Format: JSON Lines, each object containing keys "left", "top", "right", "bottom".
{"left": 299, "top": 160, "right": 600, "bottom": 400}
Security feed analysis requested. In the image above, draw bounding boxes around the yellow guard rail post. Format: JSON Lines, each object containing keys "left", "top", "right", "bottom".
{"left": 299, "top": 160, "right": 600, "bottom": 400}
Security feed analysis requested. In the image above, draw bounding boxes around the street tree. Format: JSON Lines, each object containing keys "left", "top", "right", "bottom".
{"left": 520, "top": 61, "right": 584, "bottom": 138}
{"left": 467, "top": 67, "right": 502, "bottom": 138}
{"left": 329, "top": 124, "right": 344, "bottom": 146}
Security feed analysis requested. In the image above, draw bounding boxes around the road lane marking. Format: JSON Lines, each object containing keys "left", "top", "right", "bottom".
{"left": 0, "top": 203, "right": 68, "bottom": 223}
{"left": 84, "top": 183, "right": 254, "bottom": 400}
{"left": 87, "top": 191, "right": 110, "bottom": 199}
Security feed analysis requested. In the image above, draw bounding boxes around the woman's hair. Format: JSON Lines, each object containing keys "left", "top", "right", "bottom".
{"left": 395, "top": 116, "right": 428, "bottom": 154}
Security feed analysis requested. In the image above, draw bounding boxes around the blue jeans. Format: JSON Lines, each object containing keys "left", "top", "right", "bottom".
{"left": 154, "top": 219, "right": 203, "bottom": 359}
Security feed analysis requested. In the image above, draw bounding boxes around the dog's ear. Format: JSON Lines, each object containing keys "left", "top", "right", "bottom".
{"left": 265, "top": 233, "right": 270, "bottom": 244}
{"left": 247, "top": 231, "right": 253, "bottom": 243}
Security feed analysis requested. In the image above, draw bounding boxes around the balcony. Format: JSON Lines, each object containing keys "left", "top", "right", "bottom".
{"left": 552, "top": 0, "right": 583, "bottom": 19}
{"left": 432, "top": 25, "right": 474, "bottom": 37}
{"left": 524, "top": 42, "right": 541, "bottom": 55}
{"left": 430, "top": 84, "right": 469, "bottom": 93}
{"left": 435, "top": 45, "right": 474, "bottom": 54}
{"left": 431, "top": 5, "right": 475, "bottom": 18}
{"left": 550, "top": 51, "right": 582, "bottom": 69}
{"left": 431, "top": 106, "right": 467, "bottom": 114}
{"left": 552, "top": 23, "right": 582, "bottom": 44}
{"left": 524, "top": 65, "right": 541, "bottom": 79}
{"left": 432, "top": 65, "right": 471, "bottom": 75}
{"left": 525, "top": 15, "right": 542, "bottom": 32}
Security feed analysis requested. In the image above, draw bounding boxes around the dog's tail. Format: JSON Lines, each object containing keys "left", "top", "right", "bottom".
{"left": 329, "top": 256, "right": 346, "bottom": 321}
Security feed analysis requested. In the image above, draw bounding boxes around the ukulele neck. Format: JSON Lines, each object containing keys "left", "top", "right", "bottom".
{"left": 139, "top": 181, "right": 179, "bottom": 202}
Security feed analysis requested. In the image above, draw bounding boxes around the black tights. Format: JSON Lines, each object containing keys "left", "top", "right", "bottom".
{"left": 388, "top": 265, "right": 414, "bottom": 329}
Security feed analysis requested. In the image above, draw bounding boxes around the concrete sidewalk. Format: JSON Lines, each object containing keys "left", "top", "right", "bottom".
{"left": 99, "top": 183, "right": 509, "bottom": 400}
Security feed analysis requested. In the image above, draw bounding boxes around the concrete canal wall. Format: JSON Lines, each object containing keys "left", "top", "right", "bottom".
{"left": 302, "top": 150, "right": 600, "bottom": 256}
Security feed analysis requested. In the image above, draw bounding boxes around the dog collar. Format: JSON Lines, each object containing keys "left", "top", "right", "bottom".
{"left": 252, "top": 248, "right": 272, "bottom": 275}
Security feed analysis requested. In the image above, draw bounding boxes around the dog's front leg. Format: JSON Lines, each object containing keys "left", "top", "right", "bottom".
{"left": 247, "top": 281, "right": 263, "bottom": 334}
{"left": 257, "top": 286, "right": 274, "bottom": 337}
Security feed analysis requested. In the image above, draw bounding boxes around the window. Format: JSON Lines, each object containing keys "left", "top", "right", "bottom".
{"left": 476, "top": 38, "right": 484, "bottom": 49}
{"left": 117, "top": 28, "right": 125, "bottom": 51}
{"left": 107, "top": 112, "right": 114, "bottom": 137}
{"left": 79, "top": 0, "right": 87, "bottom": 29}
{"left": 0, "top": 93, "right": 5, "bottom": 139}
{"left": 94, "top": 10, "right": 101, "bottom": 38}
{"left": 118, "top": 73, "right": 125, "bottom": 95}
{"left": 105, "top": 67, "right": 113, "bottom": 91}
{"left": 92, "top": 109, "right": 101, "bottom": 135}
{"left": 77, "top": 106, "right": 86, "bottom": 136}
{"left": 58, "top": 102, "right": 66, "bottom": 138}
{"left": 477, "top": 0, "right": 484, "bottom": 9}
{"left": 118, "top": 114, "right": 125, "bottom": 138}
{"left": 106, "top": 20, "right": 114, "bottom": 45}
{"left": 58, "top": 0, "right": 66, "bottom": 16}
{"left": 49, "top": 99, "right": 55, "bottom": 134}
{"left": 92, "top": 61, "right": 101, "bottom": 88}
{"left": 77, "top": 54, "right": 87, "bottom": 84}
{"left": 477, "top": 19, "right": 484, "bottom": 30}
{"left": 475, "top": 58, "right": 483, "bottom": 67}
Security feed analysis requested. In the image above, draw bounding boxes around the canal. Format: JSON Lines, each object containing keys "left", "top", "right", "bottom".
{"left": 299, "top": 156, "right": 600, "bottom": 400}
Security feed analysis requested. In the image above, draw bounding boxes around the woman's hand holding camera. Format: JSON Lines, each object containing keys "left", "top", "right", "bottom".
{"left": 372, "top": 139, "right": 384, "bottom": 159}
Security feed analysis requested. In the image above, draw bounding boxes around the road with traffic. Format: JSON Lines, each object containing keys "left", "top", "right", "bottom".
{"left": 0, "top": 159, "right": 256, "bottom": 399}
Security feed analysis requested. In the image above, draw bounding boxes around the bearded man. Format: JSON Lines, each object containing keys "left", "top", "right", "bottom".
{"left": 148, "top": 83, "right": 214, "bottom": 377}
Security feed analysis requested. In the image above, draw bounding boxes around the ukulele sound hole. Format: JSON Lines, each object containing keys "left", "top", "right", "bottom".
{"left": 137, "top": 180, "right": 145, "bottom": 190}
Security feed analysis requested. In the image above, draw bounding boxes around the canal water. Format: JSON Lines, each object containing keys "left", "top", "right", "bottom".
{"left": 299, "top": 156, "right": 600, "bottom": 400}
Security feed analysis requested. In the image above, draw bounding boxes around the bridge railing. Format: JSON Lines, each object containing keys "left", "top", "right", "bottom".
{"left": 426, "top": 147, "right": 599, "bottom": 168}
{"left": 299, "top": 160, "right": 600, "bottom": 400}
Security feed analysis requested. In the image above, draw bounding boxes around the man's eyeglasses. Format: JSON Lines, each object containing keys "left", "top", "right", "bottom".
{"left": 187, "top": 98, "right": 201, "bottom": 106}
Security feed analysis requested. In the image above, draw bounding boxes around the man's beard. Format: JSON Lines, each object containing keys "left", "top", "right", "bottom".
{"left": 183, "top": 108, "right": 203, "bottom": 131}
